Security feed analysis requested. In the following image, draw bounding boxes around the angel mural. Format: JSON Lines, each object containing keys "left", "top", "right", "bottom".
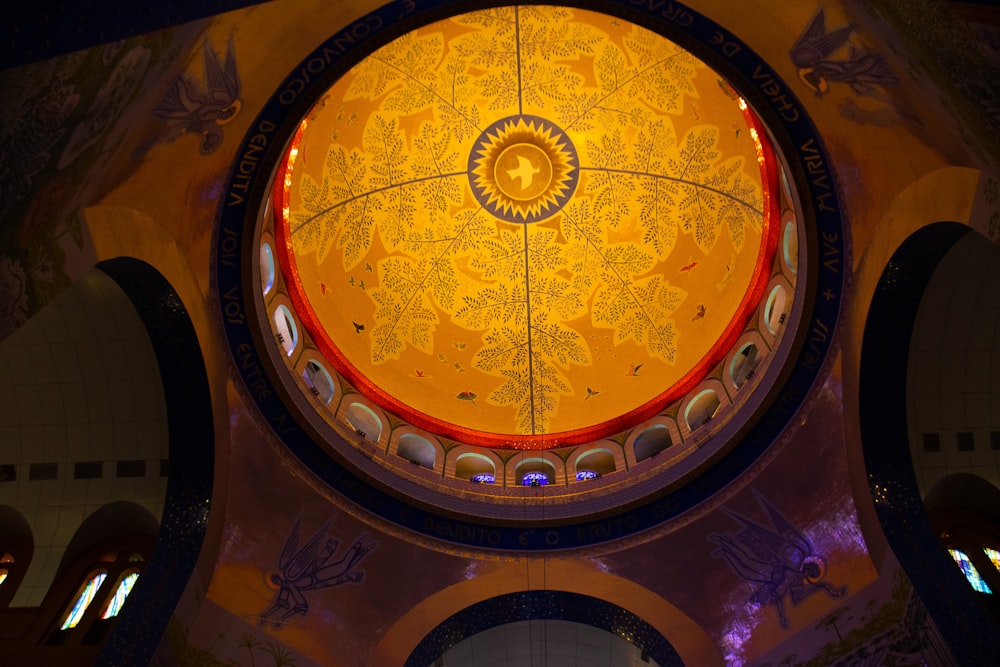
{"left": 790, "top": 9, "right": 897, "bottom": 97}
{"left": 145, "top": 35, "right": 242, "bottom": 155}
{"left": 259, "top": 517, "right": 378, "bottom": 628}
{"left": 710, "top": 489, "right": 846, "bottom": 629}
{"left": 790, "top": 8, "right": 914, "bottom": 127}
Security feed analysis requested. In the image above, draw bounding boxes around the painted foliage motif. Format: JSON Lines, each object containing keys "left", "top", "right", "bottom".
{"left": 283, "top": 5, "right": 770, "bottom": 438}
{"left": 710, "top": 489, "right": 847, "bottom": 630}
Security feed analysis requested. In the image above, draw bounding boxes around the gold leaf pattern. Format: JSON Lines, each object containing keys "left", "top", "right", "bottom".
{"left": 285, "top": 6, "right": 767, "bottom": 437}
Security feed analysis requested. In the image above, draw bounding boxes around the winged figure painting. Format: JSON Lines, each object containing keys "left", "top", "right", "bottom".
{"left": 260, "top": 517, "right": 378, "bottom": 627}
{"left": 150, "top": 36, "right": 242, "bottom": 154}
{"left": 790, "top": 9, "right": 898, "bottom": 97}
{"left": 710, "top": 489, "right": 846, "bottom": 628}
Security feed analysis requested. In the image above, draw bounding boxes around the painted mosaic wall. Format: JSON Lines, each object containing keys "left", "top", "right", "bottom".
{"left": 0, "top": 24, "right": 207, "bottom": 339}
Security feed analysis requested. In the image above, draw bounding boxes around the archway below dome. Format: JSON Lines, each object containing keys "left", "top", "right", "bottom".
{"left": 435, "top": 619, "right": 660, "bottom": 666}
{"left": 405, "top": 591, "right": 684, "bottom": 667}
{"left": 859, "top": 222, "right": 1000, "bottom": 664}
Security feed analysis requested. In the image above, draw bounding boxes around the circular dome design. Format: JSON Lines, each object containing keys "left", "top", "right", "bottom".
{"left": 274, "top": 5, "right": 779, "bottom": 449}
{"left": 217, "top": 0, "right": 847, "bottom": 548}
{"left": 469, "top": 115, "right": 579, "bottom": 223}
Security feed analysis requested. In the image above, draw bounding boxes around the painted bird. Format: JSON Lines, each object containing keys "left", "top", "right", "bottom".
{"left": 585, "top": 387, "right": 600, "bottom": 401}
{"left": 507, "top": 155, "right": 540, "bottom": 189}
{"left": 626, "top": 362, "right": 644, "bottom": 377}
{"left": 352, "top": 321, "right": 365, "bottom": 334}
{"left": 679, "top": 259, "right": 699, "bottom": 273}
{"left": 692, "top": 304, "right": 706, "bottom": 322}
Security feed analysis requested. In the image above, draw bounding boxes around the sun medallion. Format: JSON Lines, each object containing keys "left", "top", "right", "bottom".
{"left": 469, "top": 115, "right": 579, "bottom": 223}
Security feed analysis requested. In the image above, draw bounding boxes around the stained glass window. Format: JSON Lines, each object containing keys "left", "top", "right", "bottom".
{"left": 948, "top": 549, "right": 992, "bottom": 594}
{"left": 985, "top": 547, "right": 1000, "bottom": 572}
{"left": 471, "top": 473, "right": 495, "bottom": 484}
{"left": 101, "top": 571, "right": 139, "bottom": 619}
{"left": 60, "top": 571, "right": 108, "bottom": 629}
{"left": 576, "top": 470, "right": 600, "bottom": 481}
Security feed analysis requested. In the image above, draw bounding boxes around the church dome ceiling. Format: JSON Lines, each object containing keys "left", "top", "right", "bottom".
{"left": 274, "top": 4, "right": 780, "bottom": 447}
{"left": 221, "top": 2, "right": 831, "bottom": 540}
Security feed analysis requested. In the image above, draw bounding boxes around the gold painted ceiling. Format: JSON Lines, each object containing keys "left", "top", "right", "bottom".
{"left": 276, "top": 5, "right": 777, "bottom": 447}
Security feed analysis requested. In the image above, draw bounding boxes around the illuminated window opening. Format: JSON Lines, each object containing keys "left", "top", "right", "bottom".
{"left": 346, "top": 402, "right": 383, "bottom": 442}
{"left": 576, "top": 470, "right": 600, "bottom": 481}
{"left": 303, "top": 359, "right": 336, "bottom": 405}
{"left": 397, "top": 433, "right": 437, "bottom": 469}
{"left": 273, "top": 305, "right": 299, "bottom": 356}
{"left": 0, "top": 552, "right": 12, "bottom": 587}
{"left": 948, "top": 549, "right": 993, "bottom": 593}
{"left": 574, "top": 448, "right": 616, "bottom": 476}
{"left": 782, "top": 217, "right": 798, "bottom": 274}
{"left": 729, "top": 343, "right": 759, "bottom": 389}
{"left": 763, "top": 284, "right": 787, "bottom": 334}
{"left": 60, "top": 571, "right": 108, "bottom": 630}
{"left": 634, "top": 424, "right": 673, "bottom": 462}
{"left": 456, "top": 452, "right": 497, "bottom": 481}
{"left": 985, "top": 547, "right": 1000, "bottom": 572}
{"left": 684, "top": 389, "right": 721, "bottom": 431}
{"left": 101, "top": 570, "right": 139, "bottom": 619}
{"left": 260, "top": 242, "right": 276, "bottom": 295}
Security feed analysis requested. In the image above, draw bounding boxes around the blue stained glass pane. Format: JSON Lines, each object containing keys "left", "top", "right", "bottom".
{"left": 522, "top": 471, "right": 549, "bottom": 486}
{"left": 948, "top": 549, "right": 993, "bottom": 594}
{"left": 471, "top": 473, "right": 495, "bottom": 484}
{"left": 102, "top": 572, "right": 139, "bottom": 619}
{"left": 576, "top": 470, "right": 600, "bottom": 481}
{"left": 61, "top": 572, "right": 107, "bottom": 629}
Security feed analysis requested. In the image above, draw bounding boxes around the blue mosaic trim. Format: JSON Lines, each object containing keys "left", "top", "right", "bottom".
{"left": 215, "top": 0, "right": 846, "bottom": 550}
{"left": 859, "top": 222, "right": 1000, "bottom": 663}
{"left": 404, "top": 590, "right": 683, "bottom": 666}
{"left": 95, "top": 258, "right": 215, "bottom": 666}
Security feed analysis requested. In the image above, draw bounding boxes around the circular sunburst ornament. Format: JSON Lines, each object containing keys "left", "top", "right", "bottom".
{"left": 469, "top": 115, "right": 579, "bottom": 223}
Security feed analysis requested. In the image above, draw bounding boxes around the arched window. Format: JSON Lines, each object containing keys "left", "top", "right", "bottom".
{"left": 0, "top": 553, "right": 13, "bottom": 588}
{"left": 633, "top": 424, "right": 672, "bottom": 462}
{"left": 985, "top": 547, "right": 1000, "bottom": 572}
{"left": 948, "top": 549, "right": 993, "bottom": 594}
{"left": 101, "top": 569, "right": 140, "bottom": 620}
{"left": 47, "top": 552, "right": 147, "bottom": 646}
{"left": 396, "top": 433, "right": 437, "bottom": 469}
{"left": 60, "top": 571, "right": 108, "bottom": 630}
{"left": 0, "top": 506, "right": 33, "bottom": 607}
